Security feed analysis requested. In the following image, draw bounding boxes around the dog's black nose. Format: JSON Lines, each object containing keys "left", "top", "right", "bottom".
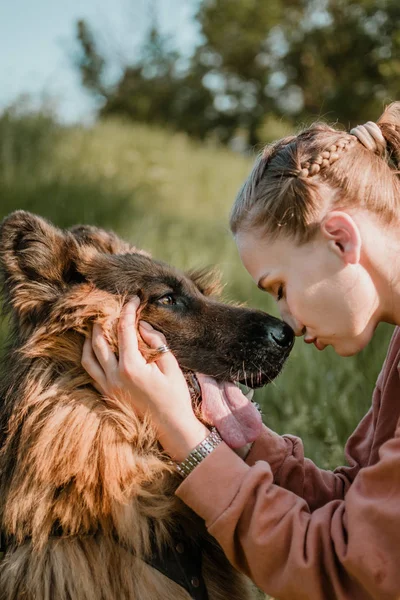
{"left": 269, "top": 322, "right": 294, "bottom": 348}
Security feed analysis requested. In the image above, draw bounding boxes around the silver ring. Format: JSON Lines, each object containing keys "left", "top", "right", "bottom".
{"left": 156, "top": 344, "right": 171, "bottom": 354}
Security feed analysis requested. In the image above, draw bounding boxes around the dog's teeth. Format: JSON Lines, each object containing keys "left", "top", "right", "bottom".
{"left": 244, "top": 388, "right": 254, "bottom": 401}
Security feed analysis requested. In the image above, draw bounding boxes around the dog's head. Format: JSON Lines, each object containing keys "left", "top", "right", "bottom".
{"left": 0, "top": 211, "right": 293, "bottom": 385}
{"left": 0, "top": 210, "right": 294, "bottom": 421}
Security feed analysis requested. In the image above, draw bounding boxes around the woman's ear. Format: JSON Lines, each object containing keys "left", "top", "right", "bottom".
{"left": 321, "top": 211, "right": 361, "bottom": 265}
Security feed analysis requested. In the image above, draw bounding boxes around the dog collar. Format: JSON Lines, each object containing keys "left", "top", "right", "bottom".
{"left": 147, "top": 527, "right": 209, "bottom": 600}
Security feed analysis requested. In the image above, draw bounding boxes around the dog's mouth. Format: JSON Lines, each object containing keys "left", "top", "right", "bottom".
{"left": 184, "top": 372, "right": 255, "bottom": 403}
{"left": 184, "top": 371, "right": 202, "bottom": 404}
{"left": 183, "top": 371, "right": 263, "bottom": 449}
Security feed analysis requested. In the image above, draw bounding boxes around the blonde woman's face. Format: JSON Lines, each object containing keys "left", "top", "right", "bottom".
{"left": 235, "top": 228, "right": 380, "bottom": 357}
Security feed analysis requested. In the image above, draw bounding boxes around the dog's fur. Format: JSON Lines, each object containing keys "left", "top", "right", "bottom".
{"left": 0, "top": 212, "right": 292, "bottom": 600}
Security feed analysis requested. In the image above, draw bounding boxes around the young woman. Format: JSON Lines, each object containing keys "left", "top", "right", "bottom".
{"left": 82, "top": 103, "right": 400, "bottom": 599}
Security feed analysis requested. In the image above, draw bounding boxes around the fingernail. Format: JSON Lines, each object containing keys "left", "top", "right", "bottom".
{"left": 130, "top": 296, "right": 140, "bottom": 307}
{"left": 139, "top": 320, "right": 153, "bottom": 331}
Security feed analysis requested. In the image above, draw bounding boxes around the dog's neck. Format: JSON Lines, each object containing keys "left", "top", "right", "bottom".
{"left": 145, "top": 523, "right": 209, "bottom": 600}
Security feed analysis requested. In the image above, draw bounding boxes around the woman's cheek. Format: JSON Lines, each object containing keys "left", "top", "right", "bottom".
{"left": 293, "top": 288, "right": 330, "bottom": 332}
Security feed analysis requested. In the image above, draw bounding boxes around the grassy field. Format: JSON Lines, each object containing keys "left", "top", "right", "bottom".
{"left": 0, "top": 108, "right": 394, "bottom": 470}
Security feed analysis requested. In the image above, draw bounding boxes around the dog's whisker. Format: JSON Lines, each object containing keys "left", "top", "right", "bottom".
{"left": 249, "top": 360, "right": 277, "bottom": 388}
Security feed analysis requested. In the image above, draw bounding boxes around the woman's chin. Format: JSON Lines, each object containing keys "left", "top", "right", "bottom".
{"left": 331, "top": 333, "right": 372, "bottom": 357}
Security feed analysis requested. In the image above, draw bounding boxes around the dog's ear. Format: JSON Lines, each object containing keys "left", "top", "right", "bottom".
{"left": 187, "top": 267, "right": 223, "bottom": 297}
{"left": 69, "top": 224, "right": 136, "bottom": 255}
{"left": 0, "top": 211, "right": 80, "bottom": 318}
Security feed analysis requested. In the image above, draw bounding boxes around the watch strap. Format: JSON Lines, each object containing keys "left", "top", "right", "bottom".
{"left": 176, "top": 427, "right": 222, "bottom": 478}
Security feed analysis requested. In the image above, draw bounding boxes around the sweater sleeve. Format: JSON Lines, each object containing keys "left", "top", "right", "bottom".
{"left": 176, "top": 420, "right": 400, "bottom": 600}
{"left": 245, "top": 401, "right": 374, "bottom": 511}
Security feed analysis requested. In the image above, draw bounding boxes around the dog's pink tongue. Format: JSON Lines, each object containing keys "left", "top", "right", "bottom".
{"left": 197, "top": 373, "right": 262, "bottom": 449}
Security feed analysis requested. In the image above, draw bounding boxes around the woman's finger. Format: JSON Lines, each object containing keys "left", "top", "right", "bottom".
{"left": 350, "top": 122, "right": 386, "bottom": 153}
{"left": 118, "top": 297, "right": 146, "bottom": 371}
{"left": 139, "top": 321, "right": 179, "bottom": 375}
{"left": 92, "top": 324, "right": 119, "bottom": 374}
{"left": 350, "top": 125, "right": 376, "bottom": 151}
{"left": 81, "top": 335, "right": 108, "bottom": 393}
{"left": 364, "top": 121, "right": 386, "bottom": 145}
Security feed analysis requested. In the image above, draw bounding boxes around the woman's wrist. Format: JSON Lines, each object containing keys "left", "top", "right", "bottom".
{"left": 175, "top": 427, "right": 223, "bottom": 478}
{"left": 156, "top": 416, "right": 211, "bottom": 462}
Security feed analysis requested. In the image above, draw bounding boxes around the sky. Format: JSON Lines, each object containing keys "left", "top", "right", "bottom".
{"left": 0, "top": 0, "right": 199, "bottom": 123}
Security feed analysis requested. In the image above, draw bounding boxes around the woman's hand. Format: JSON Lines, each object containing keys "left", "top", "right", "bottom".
{"left": 81, "top": 297, "right": 209, "bottom": 461}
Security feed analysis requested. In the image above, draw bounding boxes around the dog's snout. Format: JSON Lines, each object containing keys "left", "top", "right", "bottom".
{"left": 268, "top": 322, "right": 294, "bottom": 349}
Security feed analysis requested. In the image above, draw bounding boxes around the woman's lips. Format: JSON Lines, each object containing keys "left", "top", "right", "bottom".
{"left": 304, "top": 337, "right": 326, "bottom": 351}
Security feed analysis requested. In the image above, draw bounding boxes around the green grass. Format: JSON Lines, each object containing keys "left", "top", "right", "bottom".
{"left": 0, "top": 108, "right": 394, "bottom": 470}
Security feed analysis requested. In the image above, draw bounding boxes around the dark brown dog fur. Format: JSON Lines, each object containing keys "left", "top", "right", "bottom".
{"left": 0, "top": 211, "right": 293, "bottom": 600}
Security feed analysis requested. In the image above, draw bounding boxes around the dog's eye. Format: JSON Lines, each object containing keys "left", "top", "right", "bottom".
{"left": 157, "top": 294, "right": 176, "bottom": 306}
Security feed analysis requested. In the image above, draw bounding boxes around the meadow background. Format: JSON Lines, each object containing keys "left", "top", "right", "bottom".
{"left": 0, "top": 106, "right": 394, "bottom": 470}
{"left": 2, "top": 2, "right": 399, "bottom": 598}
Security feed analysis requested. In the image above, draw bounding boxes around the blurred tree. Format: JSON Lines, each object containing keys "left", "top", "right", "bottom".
{"left": 75, "top": 20, "right": 221, "bottom": 140}
{"left": 74, "top": 1, "right": 298, "bottom": 145}
{"left": 74, "top": 0, "right": 400, "bottom": 145}
{"left": 280, "top": 0, "right": 400, "bottom": 126}
{"left": 194, "top": 0, "right": 304, "bottom": 144}
{"left": 76, "top": 20, "right": 108, "bottom": 97}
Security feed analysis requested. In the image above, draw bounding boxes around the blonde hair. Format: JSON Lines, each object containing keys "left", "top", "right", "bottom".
{"left": 230, "top": 102, "right": 400, "bottom": 243}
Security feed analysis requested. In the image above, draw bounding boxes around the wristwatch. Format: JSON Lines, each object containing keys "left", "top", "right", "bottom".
{"left": 175, "top": 427, "right": 222, "bottom": 478}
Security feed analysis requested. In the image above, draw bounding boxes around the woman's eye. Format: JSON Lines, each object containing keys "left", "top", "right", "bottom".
{"left": 277, "top": 285, "right": 284, "bottom": 301}
{"left": 158, "top": 295, "right": 176, "bottom": 306}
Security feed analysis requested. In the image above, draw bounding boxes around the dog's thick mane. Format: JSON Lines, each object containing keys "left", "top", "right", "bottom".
{"left": 0, "top": 282, "right": 183, "bottom": 554}
{"left": 0, "top": 213, "right": 186, "bottom": 553}
{"left": 0, "top": 212, "right": 254, "bottom": 600}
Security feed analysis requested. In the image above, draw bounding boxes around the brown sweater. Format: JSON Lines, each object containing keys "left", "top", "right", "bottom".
{"left": 176, "top": 327, "right": 400, "bottom": 600}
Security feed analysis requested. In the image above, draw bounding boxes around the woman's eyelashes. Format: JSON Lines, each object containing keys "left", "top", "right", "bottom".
{"left": 277, "top": 284, "right": 284, "bottom": 301}
{"left": 258, "top": 279, "right": 284, "bottom": 300}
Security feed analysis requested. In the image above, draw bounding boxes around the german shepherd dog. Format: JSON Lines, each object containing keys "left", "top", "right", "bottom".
{"left": 0, "top": 211, "right": 293, "bottom": 600}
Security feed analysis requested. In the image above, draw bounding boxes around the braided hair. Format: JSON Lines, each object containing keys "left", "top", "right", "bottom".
{"left": 230, "top": 102, "right": 400, "bottom": 243}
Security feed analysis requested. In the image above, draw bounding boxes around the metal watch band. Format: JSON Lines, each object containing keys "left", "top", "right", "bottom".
{"left": 176, "top": 427, "right": 222, "bottom": 478}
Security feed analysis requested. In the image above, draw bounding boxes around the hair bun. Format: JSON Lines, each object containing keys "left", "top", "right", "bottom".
{"left": 377, "top": 102, "right": 400, "bottom": 169}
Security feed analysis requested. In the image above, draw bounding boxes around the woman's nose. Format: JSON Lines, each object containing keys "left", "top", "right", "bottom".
{"left": 279, "top": 307, "right": 304, "bottom": 337}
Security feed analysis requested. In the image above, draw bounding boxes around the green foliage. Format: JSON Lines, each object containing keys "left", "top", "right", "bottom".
{"left": 74, "top": 0, "right": 400, "bottom": 145}
{"left": 75, "top": 22, "right": 220, "bottom": 141}
{"left": 283, "top": 0, "right": 400, "bottom": 125}
{"left": 0, "top": 109, "right": 393, "bottom": 469}
{"left": 0, "top": 108, "right": 138, "bottom": 232}
{"left": 195, "top": 0, "right": 301, "bottom": 144}
{"left": 75, "top": 20, "right": 107, "bottom": 96}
